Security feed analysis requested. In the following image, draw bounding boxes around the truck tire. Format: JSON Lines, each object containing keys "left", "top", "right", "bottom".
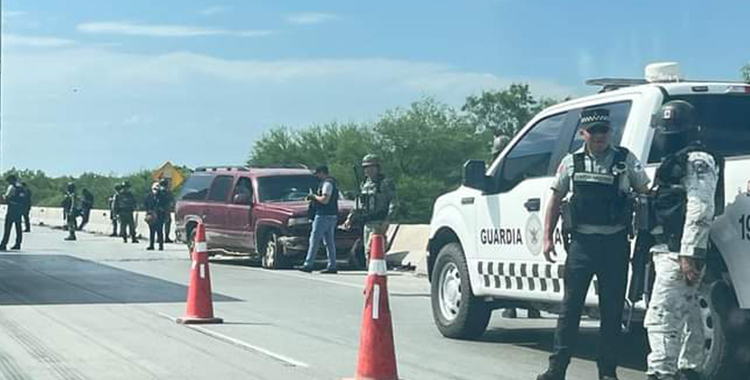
{"left": 186, "top": 224, "right": 197, "bottom": 259}
{"left": 261, "top": 232, "right": 285, "bottom": 269}
{"left": 431, "top": 242, "right": 491, "bottom": 339}
{"left": 699, "top": 279, "right": 748, "bottom": 380}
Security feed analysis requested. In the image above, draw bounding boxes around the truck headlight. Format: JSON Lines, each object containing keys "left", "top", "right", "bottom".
{"left": 288, "top": 217, "right": 311, "bottom": 227}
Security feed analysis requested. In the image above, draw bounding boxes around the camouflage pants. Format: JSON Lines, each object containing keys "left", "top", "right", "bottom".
{"left": 644, "top": 252, "right": 705, "bottom": 376}
{"left": 363, "top": 221, "right": 389, "bottom": 258}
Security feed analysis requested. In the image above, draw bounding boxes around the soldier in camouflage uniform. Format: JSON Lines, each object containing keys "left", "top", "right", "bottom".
{"left": 116, "top": 181, "right": 139, "bottom": 244}
{"left": 62, "top": 182, "right": 78, "bottom": 241}
{"left": 645, "top": 101, "right": 719, "bottom": 380}
{"left": 345, "top": 154, "right": 396, "bottom": 260}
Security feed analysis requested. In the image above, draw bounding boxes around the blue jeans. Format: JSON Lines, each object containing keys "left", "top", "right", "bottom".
{"left": 303, "top": 214, "right": 338, "bottom": 270}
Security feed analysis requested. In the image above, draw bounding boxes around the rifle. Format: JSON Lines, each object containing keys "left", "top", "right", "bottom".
{"left": 343, "top": 165, "right": 365, "bottom": 230}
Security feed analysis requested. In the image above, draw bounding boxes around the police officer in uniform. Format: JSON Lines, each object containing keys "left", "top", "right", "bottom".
{"left": 644, "top": 101, "right": 718, "bottom": 380}
{"left": 0, "top": 174, "right": 25, "bottom": 250}
{"left": 344, "top": 154, "right": 397, "bottom": 260}
{"left": 537, "top": 108, "right": 651, "bottom": 380}
{"left": 116, "top": 181, "right": 139, "bottom": 243}
{"left": 62, "top": 182, "right": 78, "bottom": 241}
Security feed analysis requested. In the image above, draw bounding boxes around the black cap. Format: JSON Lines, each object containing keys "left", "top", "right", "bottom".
{"left": 579, "top": 108, "right": 611, "bottom": 133}
{"left": 314, "top": 165, "right": 329, "bottom": 175}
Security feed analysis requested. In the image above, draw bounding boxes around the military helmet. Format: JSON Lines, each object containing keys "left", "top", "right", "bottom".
{"left": 653, "top": 100, "right": 697, "bottom": 135}
{"left": 158, "top": 178, "right": 169, "bottom": 187}
{"left": 491, "top": 135, "right": 510, "bottom": 156}
{"left": 361, "top": 154, "right": 381, "bottom": 168}
{"left": 66, "top": 182, "right": 76, "bottom": 192}
{"left": 114, "top": 184, "right": 123, "bottom": 191}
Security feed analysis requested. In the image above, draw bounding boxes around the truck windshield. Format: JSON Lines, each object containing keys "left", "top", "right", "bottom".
{"left": 256, "top": 175, "right": 320, "bottom": 202}
{"left": 648, "top": 94, "right": 750, "bottom": 162}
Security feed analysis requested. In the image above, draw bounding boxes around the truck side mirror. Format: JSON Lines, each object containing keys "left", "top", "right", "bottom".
{"left": 463, "top": 160, "right": 487, "bottom": 191}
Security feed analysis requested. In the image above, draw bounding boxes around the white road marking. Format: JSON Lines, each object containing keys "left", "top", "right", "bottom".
{"left": 157, "top": 312, "right": 309, "bottom": 368}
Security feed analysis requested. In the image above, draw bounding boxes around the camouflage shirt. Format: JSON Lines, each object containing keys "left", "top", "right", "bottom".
{"left": 652, "top": 151, "right": 718, "bottom": 257}
{"left": 360, "top": 175, "right": 396, "bottom": 222}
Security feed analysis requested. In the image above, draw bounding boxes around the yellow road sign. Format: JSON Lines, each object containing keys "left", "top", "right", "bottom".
{"left": 152, "top": 161, "right": 185, "bottom": 190}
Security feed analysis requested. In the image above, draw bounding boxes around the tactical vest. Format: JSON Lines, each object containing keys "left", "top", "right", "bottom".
{"left": 316, "top": 178, "right": 339, "bottom": 216}
{"left": 360, "top": 175, "right": 389, "bottom": 222}
{"left": 652, "top": 144, "right": 722, "bottom": 251}
{"left": 569, "top": 147, "right": 630, "bottom": 227}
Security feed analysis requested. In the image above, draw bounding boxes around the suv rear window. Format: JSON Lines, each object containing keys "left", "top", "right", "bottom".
{"left": 257, "top": 175, "right": 319, "bottom": 202}
{"left": 179, "top": 174, "right": 213, "bottom": 201}
{"left": 648, "top": 94, "right": 750, "bottom": 162}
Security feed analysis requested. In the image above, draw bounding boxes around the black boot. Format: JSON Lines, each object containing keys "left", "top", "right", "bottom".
{"left": 536, "top": 368, "right": 565, "bottom": 380}
{"left": 677, "top": 369, "right": 700, "bottom": 380}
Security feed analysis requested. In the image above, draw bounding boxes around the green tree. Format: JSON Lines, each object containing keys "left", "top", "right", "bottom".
{"left": 373, "top": 98, "right": 487, "bottom": 222}
{"left": 742, "top": 64, "right": 750, "bottom": 82}
{"left": 462, "top": 84, "right": 558, "bottom": 139}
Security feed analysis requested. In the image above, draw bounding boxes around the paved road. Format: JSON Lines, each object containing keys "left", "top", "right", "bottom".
{"left": 0, "top": 226, "right": 649, "bottom": 380}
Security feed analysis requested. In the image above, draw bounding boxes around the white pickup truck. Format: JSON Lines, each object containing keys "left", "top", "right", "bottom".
{"left": 427, "top": 63, "right": 750, "bottom": 379}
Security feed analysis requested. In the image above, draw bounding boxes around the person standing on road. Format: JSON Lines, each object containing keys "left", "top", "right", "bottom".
{"left": 158, "top": 178, "right": 175, "bottom": 243}
{"left": 0, "top": 174, "right": 25, "bottom": 250}
{"left": 19, "top": 182, "right": 32, "bottom": 232}
{"left": 298, "top": 165, "right": 339, "bottom": 274}
{"left": 144, "top": 182, "right": 167, "bottom": 251}
{"left": 116, "top": 181, "right": 139, "bottom": 244}
{"left": 77, "top": 188, "right": 95, "bottom": 230}
{"left": 644, "top": 101, "right": 719, "bottom": 380}
{"left": 537, "top": 108, "right": 651, "bottom": 380}
{"left": 109, "top": 184, "right": 122, "bottom": 237}
{"left": 62, "top": 182, "right": 78, "bottom": 241}
{"left": 344, "top": 154, "right": 397, "bottom": 261}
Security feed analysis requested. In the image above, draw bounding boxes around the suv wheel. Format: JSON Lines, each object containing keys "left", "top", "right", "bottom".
{"left": 431, "top": 242, "right": 491, "bottom": 339}
{"left": 699, "top": 278, "right": 749, "bottom": 380}
{"left": 261, "top": 232, "right": 285, "bottom": 269}
{"left": 186, "top": 225, "right": 197, "bottom": 260}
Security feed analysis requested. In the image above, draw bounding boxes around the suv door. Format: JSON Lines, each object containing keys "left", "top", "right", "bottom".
{"left": 225, "top": 176, "right": 255, "bottom": 252}
{"left": 473, "top": 111, "right": 577, "bottom": 297}
{"left": 204, "top": 174, "right": 235, "bottom": 247}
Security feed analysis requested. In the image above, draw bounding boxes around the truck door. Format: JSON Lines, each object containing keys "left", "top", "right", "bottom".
{"left": 203, "top": 175, "right": 234, "bottom": 247}
{"left": 225, "top": 176, "right": 255, "bottom": 252}
{"left": 474, "top": 111, "right": 575, "bottom": 298}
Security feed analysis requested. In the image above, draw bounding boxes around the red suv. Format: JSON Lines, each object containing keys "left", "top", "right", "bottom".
{"left": 175, "top": 166, "right": 364, "bottom": 269}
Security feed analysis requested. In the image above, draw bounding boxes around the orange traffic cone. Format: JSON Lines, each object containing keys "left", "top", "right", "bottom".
{"left": 346, "top": 234, "right": 399, "bottom": 380}
{"left": 177, "top": 222, "right": 223, "bottom": 324}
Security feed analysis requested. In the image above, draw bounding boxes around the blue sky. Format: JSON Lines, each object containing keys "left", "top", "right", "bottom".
{"left": 1, "top": 0, "right": 748, "bottom": 175}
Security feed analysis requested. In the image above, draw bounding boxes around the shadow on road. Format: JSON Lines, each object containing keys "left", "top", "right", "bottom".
{"left": 481, "top": 322, "right": 649, "bottom": 372}
{"left": 0, "top": 254, "right": 241, "bottom": 306}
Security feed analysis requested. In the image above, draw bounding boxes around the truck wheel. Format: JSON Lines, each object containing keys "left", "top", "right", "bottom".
{"left": 431, "top": 242, "right": 491, "bottom": 339}
{"left": 699, "top": 279, "right": 748, "bottom": 380}
{"left": 261, "top": 232, "right": 285, "bottom": 270}
{"left": 186, "top": 225, "right": 197, "bottom": 259}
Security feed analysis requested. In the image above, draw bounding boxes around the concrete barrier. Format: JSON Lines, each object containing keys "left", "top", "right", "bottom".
{"left": 7, "top": 206, "right": 175, "bottom": 240}
{"left": 385, "top": 224, "right": 430, "bottom": 276}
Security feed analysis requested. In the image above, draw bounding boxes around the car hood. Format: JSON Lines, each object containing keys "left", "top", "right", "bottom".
{"left": 259, "top": 199, "right": 355, "bottom": 217}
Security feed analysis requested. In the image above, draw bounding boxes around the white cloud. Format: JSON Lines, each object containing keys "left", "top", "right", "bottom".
{"left": 200, "top": 6, "right": 232, "bottom": 16}
{"left": 1, "top": 45, "right": 577, "bottom": 175}
{"left": 3, "top": 34, "right": 76, "bottom": 48}
{"left": 286, "top": 12, "right": 338, "bottom": 25}
{"left": 2, "top": 10, "right": 27, "bottom": 19}
{"left": 77, "top": 21, "right": 274, "bottom": 38}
